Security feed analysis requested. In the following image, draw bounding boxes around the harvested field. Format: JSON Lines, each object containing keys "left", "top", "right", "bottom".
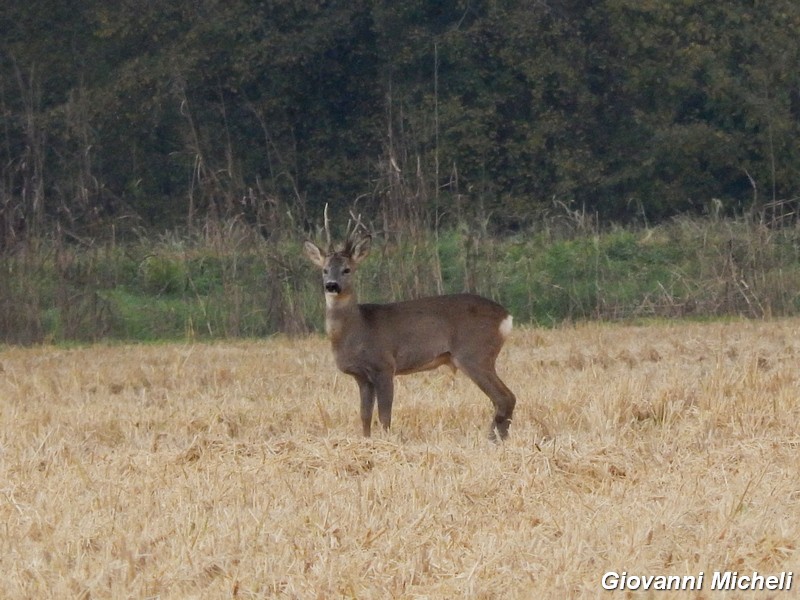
{"left": 1, "top": 319, "right": 800, "bottom": 598}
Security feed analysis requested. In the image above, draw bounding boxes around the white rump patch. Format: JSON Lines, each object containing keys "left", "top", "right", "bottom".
{"left": 499, "top": 315, "right": 513, "bottom": 339}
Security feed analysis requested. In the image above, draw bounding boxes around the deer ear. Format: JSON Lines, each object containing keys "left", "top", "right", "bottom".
{"left": 303, "top": 241, "right": 326, "bottom": 267}
{"left": 351, "top": 235, "right": 371, "bottom": 264}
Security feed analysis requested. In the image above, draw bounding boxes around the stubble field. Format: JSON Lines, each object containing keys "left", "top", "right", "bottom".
{"left": 1, "top": 319, "right": 800, "bottom": 598}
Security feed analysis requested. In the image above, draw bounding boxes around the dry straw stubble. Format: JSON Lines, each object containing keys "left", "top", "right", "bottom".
{"left": 1, "top": 320, "right": 800, "bottom": 598}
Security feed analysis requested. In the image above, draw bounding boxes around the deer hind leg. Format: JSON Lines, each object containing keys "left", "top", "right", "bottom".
{"left": 356, "top": 377, "right": 376, "bottom": 437}
{"left": 455, "top": 358, "right": 516, "bottom": 441}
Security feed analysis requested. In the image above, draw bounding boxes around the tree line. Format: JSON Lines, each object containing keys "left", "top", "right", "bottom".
{"left": 2, "top": 0, "right": 799, "bottom": 248}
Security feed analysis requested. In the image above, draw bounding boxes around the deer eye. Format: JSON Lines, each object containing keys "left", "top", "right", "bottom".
{"left": 343, "top": 268, "right": 351, "bottom": 274}
{"left": 323, "top": 268, "right": 329, "bottom": 275}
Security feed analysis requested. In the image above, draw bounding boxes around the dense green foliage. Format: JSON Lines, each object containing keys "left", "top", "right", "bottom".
{"left": 2, "top": 217, "right": 800, "bottom": 344}
{"left": 2, "top": 1, "right": 800, "bottom": 244}
{"left": 3, "top": 3, "right": 800, "bottom": 343}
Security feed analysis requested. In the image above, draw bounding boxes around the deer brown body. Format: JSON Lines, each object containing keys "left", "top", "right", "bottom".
{"left": 304, "top": 234, "right": 517, "bottom": 440}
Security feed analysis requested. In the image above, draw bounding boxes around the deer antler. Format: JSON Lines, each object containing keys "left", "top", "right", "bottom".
{"left": 323, "top": 202, "right": 332, "bottom": 250}
{"left": 348, "top": 210, "right": 367, "bottom": 238}
{"left": 339, "top": 208, "right": 368, "bottom": 255}
{"left": 321, "top": 202, "right": 368, "bottom": 253}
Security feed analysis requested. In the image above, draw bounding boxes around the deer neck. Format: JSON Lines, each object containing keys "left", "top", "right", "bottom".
{"left": 324, "top": 291, "right": 359, "bottom": 342}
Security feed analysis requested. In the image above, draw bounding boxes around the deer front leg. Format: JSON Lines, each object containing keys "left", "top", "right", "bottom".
{"left": 374, "top": 373, "right": 394, "bottom": 432}
{"left": 356, "top": 376, "right": 376, "bottom": 437}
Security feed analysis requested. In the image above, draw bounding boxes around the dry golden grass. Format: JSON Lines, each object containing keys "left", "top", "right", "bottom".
{"left": 2, "top": 319, "right": 800, "bottom": 598}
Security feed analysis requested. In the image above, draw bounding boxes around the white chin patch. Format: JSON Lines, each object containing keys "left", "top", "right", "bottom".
{"left": 325, "top": 292, "right": 339, "bottom": 308}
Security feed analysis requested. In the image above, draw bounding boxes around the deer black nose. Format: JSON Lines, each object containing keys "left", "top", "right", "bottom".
{"left": 325, "top": 282, "right": 341, "bottom": 294}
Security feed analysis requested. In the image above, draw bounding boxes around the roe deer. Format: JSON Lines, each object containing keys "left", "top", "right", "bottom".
{"left": 303, "top": 233, "right": 517, "bottom": 440}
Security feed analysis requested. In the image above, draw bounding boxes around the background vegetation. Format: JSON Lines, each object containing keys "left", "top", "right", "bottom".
{"left": 4, "top": 0, "right": 800, "bottom": 235}
{"left": 2, "top": 213, "right": 800, "bottom": 344}
{"left": 2, "top": 1, "right": 800, "bottom": 343}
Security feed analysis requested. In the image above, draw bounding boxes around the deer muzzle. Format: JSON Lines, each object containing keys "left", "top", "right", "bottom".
{"left": 325, "top": 282, "right": 342, "bottom": 294}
